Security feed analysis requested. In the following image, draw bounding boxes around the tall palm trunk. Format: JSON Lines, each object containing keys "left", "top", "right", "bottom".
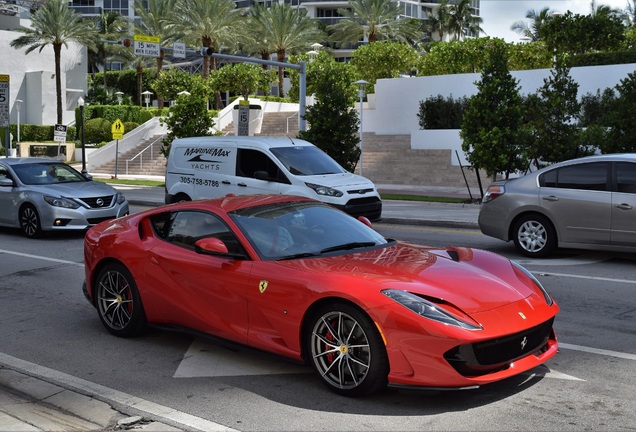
{"left": 277, "top": 49, "right": 285, "bottom": 97}
{"left": 156, "top": 51, "right": 165, "bottom": 109}
{"left": 54, "top": 43, "right": 63, "bottom": 124}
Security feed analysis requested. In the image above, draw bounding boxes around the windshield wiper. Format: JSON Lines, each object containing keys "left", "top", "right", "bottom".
{"left": 276, "top": 252, "right": 321, "bottom": 261}
{"left": 320, "top": 242, "right": 376, "bottom": 254}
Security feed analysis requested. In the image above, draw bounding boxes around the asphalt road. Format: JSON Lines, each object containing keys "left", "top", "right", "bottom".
{"left": 0, "top": 209, "right": 635, "bottom": 431}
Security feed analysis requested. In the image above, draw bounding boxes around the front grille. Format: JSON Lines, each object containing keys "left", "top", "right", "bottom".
{"left": 444, "top": 318, "right": 554, "bottom": 377}
{"left": 347, "top": 188, "right": 375, "bottom": 195}
{"left": 80, "top": 195, "right": 115, "bottom": 209}
{"left": 341, "top": 197, "right": 382, "bottom": 221}
{"left": 87, "top": 216, "right": 116, "bottom": 225}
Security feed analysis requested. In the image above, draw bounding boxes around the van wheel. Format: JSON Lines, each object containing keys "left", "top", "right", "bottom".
{"left": 174, "top": 193, "right": 191, "bottom": 203}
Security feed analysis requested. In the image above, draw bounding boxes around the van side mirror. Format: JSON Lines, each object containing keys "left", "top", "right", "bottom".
{"left": 254, "top": 170, "right": 270, "bottom": 181}
{"left": 357, "top": 216, "right": 373, "bottom": 228}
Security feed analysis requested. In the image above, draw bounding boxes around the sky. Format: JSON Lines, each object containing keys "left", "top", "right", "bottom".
{"left": 479, "top": 0, "right": 630, "bottom": 42}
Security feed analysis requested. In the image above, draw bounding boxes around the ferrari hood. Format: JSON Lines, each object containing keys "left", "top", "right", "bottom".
{"left": 280, "top": 243, "right": 538, "bottom": 314}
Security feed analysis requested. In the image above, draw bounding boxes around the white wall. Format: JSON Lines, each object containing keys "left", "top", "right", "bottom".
{"left": 366, "top": 63, "right": 636, "bottom": 135}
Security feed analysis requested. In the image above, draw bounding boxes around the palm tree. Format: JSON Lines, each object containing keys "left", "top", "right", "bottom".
{"left": 93, "top": 11, "right": 131, "bottom": 95}
{"left": 249, "top": 2, "right": 324, "bottom": 97}
{"left": 447, "top": 0, "right": 483, "bottom": 40}
{"left": 511, "top": 7, "right": 556, "bottom": 41}
{"left": 167, "top": 0, "right": 243, "bottom": 108}
{"left": 10, "top": 0, "right": 97, "bottom": 124}
{"left": 427, "top": 0, "right": 452, "bottom": 41}
{"left": 328, "top": 0, "right": 422, "bottom": 47}
{"left": 134, "top": 0, "right": 177, "bottom": 108}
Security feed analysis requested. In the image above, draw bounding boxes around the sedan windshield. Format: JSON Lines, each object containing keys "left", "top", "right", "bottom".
{"left": 230, "top": 201, "right": 389, "bottom": 260}
{"left": 270, "top": 146, "right": 346, "bottom": 176}
{"left": 12, "top": 163, "right": 87, "bottom": 185}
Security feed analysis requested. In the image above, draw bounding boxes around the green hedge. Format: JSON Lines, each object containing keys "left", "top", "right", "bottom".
{"left": 74, "top": 104, "right": 167, "bottom": 126}
{"left": 1, "top": 124, "right": 77, "bottom": 143}
{"left": 568, "top": 50, "right": 636, "bottom": 67}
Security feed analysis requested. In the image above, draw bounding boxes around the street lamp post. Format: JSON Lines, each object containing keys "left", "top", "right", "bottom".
{"left": 15, "top": 99, "right": 22, "bottom": 155}
{"left": 354, "top": 80, "right": 368, "bottom": 176}
{"left": 78, "top": 97, "right": 87, "bottom": 175}
{"left": 142, "top": 91, "right": 152, "bottom": 109}
{"left": 115, "top": 91, "right": 123, "bottom": 105}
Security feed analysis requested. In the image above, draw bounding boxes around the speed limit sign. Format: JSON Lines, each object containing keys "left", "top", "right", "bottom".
{"left": 0, "top": 74, "right": 9, "bottom": 128}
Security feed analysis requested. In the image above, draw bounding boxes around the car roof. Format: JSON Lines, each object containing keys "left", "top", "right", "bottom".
{"left": 0, "top": 157, "right": 64, "bottom": 166}
{"left": 555, "top": 153, "right": 636, "bottom": 165}
{"left": 171, "top": 136, "right": 314, "bottom": 149}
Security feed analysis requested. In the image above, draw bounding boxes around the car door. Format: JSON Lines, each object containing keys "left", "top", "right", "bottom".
{"left": 0, "top": 164, "right": 17, "bottom": 225}
{"left": 539, "top": 162, "right": 611, "bottom": 245}
{"left": 142, "top": 210, "right": 252, "bottom": 344}
{"left": 610, "top": 161, "right": 636, "bottom": 246}
{"left": 234, "top": 148, "right": 290, "bottom": 196}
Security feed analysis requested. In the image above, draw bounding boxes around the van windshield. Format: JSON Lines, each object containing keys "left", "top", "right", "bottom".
{"left": 270, "top": 146, "right": 346, "bottom": 176}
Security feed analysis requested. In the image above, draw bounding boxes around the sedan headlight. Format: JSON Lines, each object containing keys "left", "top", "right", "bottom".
{"left": 511, "top": 261, "right": 554, "bottom": 306}
{"left": 43, "top": 195, "right": 80, "bottom": 209}
{"left": 305, "top": 182, "right": 343, "bottom": 198}
{"left": 116, "top": 192, "right": 126, "bottom": 205}
{"left": 382, "top": 289, "right": 482, "bottom": 330}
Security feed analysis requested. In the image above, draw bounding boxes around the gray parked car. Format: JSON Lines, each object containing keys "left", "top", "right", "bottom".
{"left": 0, "top": 158, "right": 129, "bottom": 238}
{"left": 479, "top": 154, "right": 636, "bottom": 257}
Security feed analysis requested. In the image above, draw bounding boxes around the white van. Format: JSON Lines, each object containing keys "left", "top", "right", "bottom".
{"left": 165, "top": 136, "right": 382, "bottom": 220}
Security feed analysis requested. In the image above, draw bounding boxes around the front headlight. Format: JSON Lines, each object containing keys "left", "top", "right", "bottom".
{"left": 511, "top": 261, "right": 554, "bottom": 306}
{"left": 43, "top": 195, "right": 80, "bottom": 209}
{"left": 116, "top": 192, "right": 126, "bottom": 205}
{"left": 305, "top": 182, "right": 343, "bottom": 198}
{"left": 382, "top": 289, "right": 482, "bottom": 330}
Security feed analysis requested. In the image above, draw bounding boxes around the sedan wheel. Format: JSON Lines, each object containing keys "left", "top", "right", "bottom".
{"left": 308, "top": 303, "right": 388, "bottom": 396}
{"left": 513, "top": 214, "right": 557, "bottom": 258}
{"left": 19, "top": 205, "right": 43, "bottom": 238}
{"left": 95, "top": 263, "right": 146, "bottom": 337}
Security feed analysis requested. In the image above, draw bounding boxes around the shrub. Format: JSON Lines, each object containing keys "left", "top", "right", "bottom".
{"left": 83, "top": 118, "right": 111, "bottom": 144}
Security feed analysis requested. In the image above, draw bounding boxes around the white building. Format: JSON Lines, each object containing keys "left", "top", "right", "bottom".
{"left": 0, "top": 1, "right": 87, "bottom": 128}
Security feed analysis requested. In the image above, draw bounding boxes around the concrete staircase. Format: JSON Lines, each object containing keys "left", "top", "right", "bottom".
{"left": 360, "top": 133, "right": 485, "bottom": 190}
{"left": 257, "top": 111, "right": 299, "bottom": 136}
{"left": 92, "top": 134, "right": 166, "bottom": 177}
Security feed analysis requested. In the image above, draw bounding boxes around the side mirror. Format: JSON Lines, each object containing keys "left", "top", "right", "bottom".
{"left": 357, "top": 216, "right": 373, "bottom": 228}
{"left": 83, "top": 173, "right": 93, "bottom": 181}
{"left": 195, "top": 237, "right": 229, "bottom": 255}
{"left": 0, "top": 178, "right": 14, "bottom": 187}
{"left": 254, "top": 170, "right": 270, "bottom": 181}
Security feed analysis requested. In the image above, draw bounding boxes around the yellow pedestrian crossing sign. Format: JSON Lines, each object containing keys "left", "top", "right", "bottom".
{"left": 112, "top": 119, "right": 125, "bottom": 140}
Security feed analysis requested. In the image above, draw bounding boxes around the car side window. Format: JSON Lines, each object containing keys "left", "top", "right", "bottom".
{"left": 236, "top": 149, "right": 290, "bottom": 184}
{"left": 540, "top": 162, "right": 608, "bottom": 191}
{"left": 615, "top": 162, "right": 636, "bottom": 194}
{"left": 150, "top": 211, "right": 246, "bottom": 256}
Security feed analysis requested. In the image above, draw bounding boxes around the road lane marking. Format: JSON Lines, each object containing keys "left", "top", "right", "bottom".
{"left": 0, "top": 249, "right": 83, "bottom": 267}
{"left": 521, "top": 365, "right": 586, "bottom": 382}
{"left": 560, "top": 343, "right": 636, "bottom": 361}
{"left": 0, "top": 352, "right": 236, "bottom": 432}
{"left": 534, "top": 271, "right": 636, "bottom": 284}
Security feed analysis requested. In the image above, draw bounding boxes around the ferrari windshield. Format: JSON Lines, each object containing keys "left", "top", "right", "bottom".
{"left": 230, "top": 201, "right": 389, "bottom": 260}
{"left": 12, "top": 162, "right": 87, "bottom": 185}
{"left": 270, "top": 146, "right": 346, "bottom": 176}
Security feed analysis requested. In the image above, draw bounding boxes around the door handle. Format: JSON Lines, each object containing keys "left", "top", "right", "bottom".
{"left": 150, "top": 257, "right": 159, "bottom": 265}
{"left": 615, "top": 203, "right": 633, "bottom": 210}
{"left": 222, "top": 180, "right": 231, "bottom": 185}
{"left": 542, "top": 196, "right": 559, "bottom": 202}
{"left": 237, "top": 183, "right": 247, "bottom": 187}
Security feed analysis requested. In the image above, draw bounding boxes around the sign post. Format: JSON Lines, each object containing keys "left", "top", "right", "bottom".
{"left": 238, "top": 100, "right": 249, "bottom": 136}
{"left": 0, "top": 74, "right": 9, "bottom": 157}
{"left": 53, "top": 124, "right": 67, "bottom": 160}
{"left": 112, "top": 119, "right": 125, "bottom": 178}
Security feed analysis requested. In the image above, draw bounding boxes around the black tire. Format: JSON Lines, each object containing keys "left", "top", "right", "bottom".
{"left": 513, "top": 214, "right": 557, "bottom": 258}
{"left": 175, "top": 193, "right": 191, "bottom": 203}
{"left": 19, "top": 205, "right": 43, "bottom": 238}
{"left": 307, "top": 303, "right": 389, "bottom": 396}
{"left": 94, "top": 263, "right": 147, "bottom": 337}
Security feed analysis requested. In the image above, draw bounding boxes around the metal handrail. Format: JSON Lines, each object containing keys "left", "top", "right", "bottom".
{"left": 286, "top": 112, "right": 298, "bottom": 134}
{"left": 125, "top": 137, "right": 161, "bottom": 174}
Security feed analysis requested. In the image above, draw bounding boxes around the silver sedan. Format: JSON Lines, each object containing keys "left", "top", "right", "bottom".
{"left": 0, "top": 158, "right": 129, "bottom": 238}
{"left": 479, "top": 154, "right": 636, "bottom": 257}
